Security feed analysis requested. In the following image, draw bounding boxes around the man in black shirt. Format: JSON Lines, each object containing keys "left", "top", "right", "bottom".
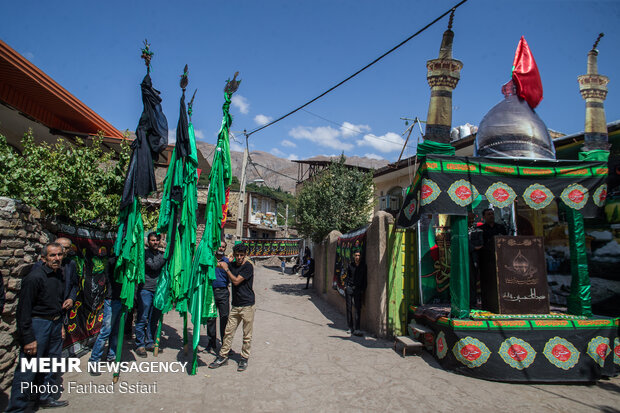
{"left": 135, "top": 232, "right": 164, "bottom": 357}
{"left": 480, "top": 208, "right": 508, "bottom": 247}
{"left": 209, "top": 243, "right": 255, "bottom": 372}
{"left": 7, "top": 243, "right": 69, "bottom": 411}
{"left": 345, "top": 250, "right": 367, "bottom": 337}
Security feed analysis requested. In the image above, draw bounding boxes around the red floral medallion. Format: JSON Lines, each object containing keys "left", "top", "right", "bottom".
{"left": 508, "top": 344, "right": 528, "bottom": 362}
{"left": 597, "top": 343, "right": 609, "bottom": 359}
{"left": 455, "top": 186, "right": 472, "bottom": 200}
{"left": 552, "top": 344, "right": 572, "bottom": 362}
{"left": 493, "top": 188, "right": 510, "bottom": 203}
{"left": 568, "top": 189, "right": 584, "bottom": 204}
{"left": 422, "top": 185, "right": 433, "bottom": 200}
{"left": 530, "top": 189, "right": 547, "bottom": 204}
{"left": 460, "top": 344, "right": 482, "bottom": 361}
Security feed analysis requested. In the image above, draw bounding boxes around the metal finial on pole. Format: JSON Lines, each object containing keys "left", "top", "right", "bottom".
{"left": 224, "top": 72, "right": 241, "bottom": 94}
{"left": 592, "top": 33, "right": 604, "bottom": 51}
{"left": 188, "top": 88, "right": 198, "bottom": 121}
{"left": 141, "top": 39, "right": 154, "bottom": 73}
{"left": 448, "top": 8, "right": 455, "bottom": 30}
{"left": 180, "top": 64, "right": 189, "bottom": 91}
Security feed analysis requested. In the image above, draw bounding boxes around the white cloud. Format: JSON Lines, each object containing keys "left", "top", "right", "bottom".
{"left": 281, "top": 139, "right": 296, "bottom": 148}
{"left": 364, "top": 153, "right": 384, "bottom": 160}
{"left": 231, "top": 95, "right": 249, "bottom": 114}
{"left": 23, "top": 51, "right": 34, "bottom": 61}
{"left": 270, "top": 148, "right": 286, "bottom": 157}
{"left": 168, "top": 128, "right": 176, "bottom": 144}
{"left": 287, "top": 154, "right": 299, "bottom": 161}
{"left": 254, "top": 114, "right": 273, "bottom": 126}
{"left": 289, "top": 125, "right": 353, "bottom": 150}
{"left": 357, "top": 132, "right": 404, "bottom": 153}
{"left": 340, "top": 122, "right": 371, "bottom": 138}
{"left": 193, "top": 129, "right": 206, "bottom": 140}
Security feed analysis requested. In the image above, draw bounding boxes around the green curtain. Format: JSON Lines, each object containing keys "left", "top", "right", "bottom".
{"left": 449, "top": 215, "right": 470, "bottom": 318}
{"left": 564, "top": 206, "right": 592, "bottom": 317}
{"left": 416, "top": 140, "right": 455, "bottom": 156}
{"left": 564, "top": 149, "right": 609, "bottom": 317}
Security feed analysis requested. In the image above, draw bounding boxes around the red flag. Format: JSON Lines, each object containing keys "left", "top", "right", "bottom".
{"left": 221, "top": 187, "right": 230, "bottom": 228}
{"left": 512, "top": 36, "right": 543, "bottom": 109}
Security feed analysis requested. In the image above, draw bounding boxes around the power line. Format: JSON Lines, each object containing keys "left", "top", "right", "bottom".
{"left": 244, "top": 0, "right": 468, "bottom": 138}
{"left": 299, "top": 108, "right": 417, "bottom": 148}
{"left": 251, "top": 161, "right": 298, "bottom": 181}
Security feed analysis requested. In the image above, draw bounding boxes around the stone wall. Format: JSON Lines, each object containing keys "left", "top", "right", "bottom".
{"left": 0, "top": 197, "right": 50, "bottom": 390}
{"left": 312, "top": 211, "right": 393, "bottom": 338}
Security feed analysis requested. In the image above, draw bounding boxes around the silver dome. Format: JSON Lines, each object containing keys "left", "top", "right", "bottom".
{"left": 475, "top": 94, "right": 556, "bottom": 160}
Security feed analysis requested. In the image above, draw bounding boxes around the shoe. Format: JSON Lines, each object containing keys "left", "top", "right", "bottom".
{"left": 38, "top": 399, "right": 69, "bottom": 408}
{"left": 353, "top": 330, "right": 363, "bottom": 336}
{"left": 89, "top": 370, "right": 101, "bottom": 376}
{"left": 208, "top": 356, "right": 228, "bottom": 369}
{"left": 106, "top": 356, "right": 116, "bottom": 363}
{"left": 145, "top": 344, "right": 155, "bottom": 352}
{"left": 135, "top": 347, "right": 147, "bottom": 358}
{"left": 237, "top": 358, "right": 248, "bottom": 372}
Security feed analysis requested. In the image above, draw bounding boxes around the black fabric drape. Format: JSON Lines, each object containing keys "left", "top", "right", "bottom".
{"left": 120, "top": 74, "right": 168, "bottom": 209}
{"left": 176, "top": 90, "right": 190, "bottom": 159}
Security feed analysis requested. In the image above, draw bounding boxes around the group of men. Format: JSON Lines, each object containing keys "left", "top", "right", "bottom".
{"left": 6, "top": 233, "right": 256, "bottom": 411}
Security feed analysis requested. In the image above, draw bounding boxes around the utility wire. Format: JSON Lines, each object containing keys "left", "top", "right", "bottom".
{"left": 244, "top": 0, "right": 468, "bottom": 138}
{"left": 299, "top": 108, "right": 416, "bottom": 148}
{"left": 251, "top": 161, "right": 298, "bottom": 181}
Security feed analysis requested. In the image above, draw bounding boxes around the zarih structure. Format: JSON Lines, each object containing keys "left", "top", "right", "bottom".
{"left": 578, "top": 33, "right": 610, "bottom": 151}
{"left": 424, "top": 10, "right": 463, "bottom": 144}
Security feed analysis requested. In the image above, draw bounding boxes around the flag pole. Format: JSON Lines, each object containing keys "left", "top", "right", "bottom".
{"left": 113, "top": 307, "right": 127, "bottom": 383}
{"left": 183, "top": 312, "right": 189, "bottom": 354}
{"left": 189, "top": 72, "right": 240, "bottom": 376}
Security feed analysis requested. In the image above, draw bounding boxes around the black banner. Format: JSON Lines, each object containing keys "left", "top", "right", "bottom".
{"left": 242, "top": 238, "right": 302, "bottom": 258}
{"left": 398, "top": 155, "right": 608, "bottom": 228}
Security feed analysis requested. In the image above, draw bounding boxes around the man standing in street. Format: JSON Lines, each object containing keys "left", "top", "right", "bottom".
{"left": 55, "top": 238, "right": 78, "bottom": 327}
{"left": 344, "top": 250, "right": 367, "bottom": 337}
{"left": 480, "top": 208, "right": 508, "bottom": 247}
{"left": 206, "top": 241, "right": 231, "bottom": 353}
{"left": 88, "top": 247, "right": 122, "bottom": 373}
{"left": 6, "top": 243, "right": 69, "bottom": 411}
{"left": 135, "top": 232, "right": 164, "bottom": 357}
{"left": 209, "top": 243, "right": 255, "bottom": 372}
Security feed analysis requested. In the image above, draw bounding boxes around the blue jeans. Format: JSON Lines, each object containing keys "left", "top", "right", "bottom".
{"left": 7, "top": 317, "right": 63, "bottom": 412}
{"left": 89, "top": 299, "right": 122, "bottom": 362}
{"left": 135, "top": 289, "right": 161, "bottom": 349}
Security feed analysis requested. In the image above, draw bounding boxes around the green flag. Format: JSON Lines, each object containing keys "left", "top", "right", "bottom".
{"left": 188, "top": 76, "right": 239, "bottom": 374}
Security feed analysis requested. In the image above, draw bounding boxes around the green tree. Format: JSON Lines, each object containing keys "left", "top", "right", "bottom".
{"left": 296, "top": 156, "right": 374, "bottom": 242}
{"left": 0, "top": 130, "right": 157, "bottom": 228}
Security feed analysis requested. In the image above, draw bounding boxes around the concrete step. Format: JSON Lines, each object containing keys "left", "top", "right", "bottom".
{"left": 394, "top": 336, "right": 424, "bottom": 357}
{"left": 408, "top": 322, "right": 435, "bottom": 351}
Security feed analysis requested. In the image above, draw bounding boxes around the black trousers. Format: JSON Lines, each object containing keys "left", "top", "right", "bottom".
{"left": 345, "top": 290, "right": 362, "bottom": 331}
{"left": 207, "top": 287, "right": 230, "bottom": 344}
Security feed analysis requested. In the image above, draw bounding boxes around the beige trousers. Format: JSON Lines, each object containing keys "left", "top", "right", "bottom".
{"left": 219, "top": 305, "right": 255, "bottom": 359}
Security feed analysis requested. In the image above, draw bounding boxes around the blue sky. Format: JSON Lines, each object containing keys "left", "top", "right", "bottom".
{"left": 2, "top": 0, "right": 619, "bottom": 162}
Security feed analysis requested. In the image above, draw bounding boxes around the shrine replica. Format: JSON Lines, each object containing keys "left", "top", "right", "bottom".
{"left": 396, "top": 15, "right": 618, "bottom": 382}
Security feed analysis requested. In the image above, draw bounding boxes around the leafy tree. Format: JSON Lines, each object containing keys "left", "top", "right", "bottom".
{"left": 0, "top": 130, "right": 157, "bottom": 228}
{"left": 295, "top": 155, "right": 374, "bottom": 242}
